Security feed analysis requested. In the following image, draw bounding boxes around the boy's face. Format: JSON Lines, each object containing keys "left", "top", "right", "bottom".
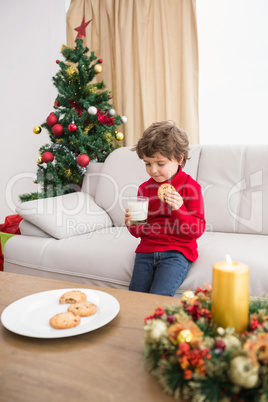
{"left": 143, "top": 153, "right": 183, "bottom": 183}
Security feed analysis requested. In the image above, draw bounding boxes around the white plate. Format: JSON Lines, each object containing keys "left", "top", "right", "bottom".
{"left": 0, "top": 288, "right": 120, "bottom": 338}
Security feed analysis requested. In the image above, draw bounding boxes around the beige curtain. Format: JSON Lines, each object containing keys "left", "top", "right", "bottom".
{"left": 66, "top": 0, "right": 199, "bottom": 146}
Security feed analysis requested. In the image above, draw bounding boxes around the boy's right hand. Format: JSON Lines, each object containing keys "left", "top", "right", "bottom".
{"left": 125, "top": 208, "right": 131, "bottom": 226}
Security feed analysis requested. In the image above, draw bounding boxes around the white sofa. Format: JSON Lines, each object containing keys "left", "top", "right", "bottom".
{"left": 4, "top": 145, "right": 268, "bottom": 296}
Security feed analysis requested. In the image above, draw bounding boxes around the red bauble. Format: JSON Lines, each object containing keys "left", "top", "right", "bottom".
{"left": 99, "top": 58, "right": 103, "bottom": 63}
{"left": 42, "top": 152, "right": 54, "bottom": 163}
{"left": 46, "top": 113, "right": 58, "bottom": 127}
{"left": 52, "top": 123, "right": 64, "bottom": 136}
{"left": 214, "top": 339, "right": 226, "bottom": 354}
{"left": 68, "top": 123, "right": 77, "bottom": 132}
{"left": 54, "top": 100, "right": 59, "bottom": 107}
{"left": 77, "top": 154, "right": 90, "bottom": 167}
{"left": 56, "top": 60, "right": 60, "bottom": 64}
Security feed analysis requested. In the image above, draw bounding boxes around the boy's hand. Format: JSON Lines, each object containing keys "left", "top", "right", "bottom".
{"left": 165, "top": 191, "right": 183, "bottom": 210}
{"left": 125, "top": 208, "right": 131, "bottom": 226}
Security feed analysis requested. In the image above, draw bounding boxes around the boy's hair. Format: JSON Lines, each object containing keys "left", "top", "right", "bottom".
{"left": 133, "top": 120, "right": 189, "bottom": 167}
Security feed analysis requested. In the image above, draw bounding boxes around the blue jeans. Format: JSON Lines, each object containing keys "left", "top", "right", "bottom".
{"left": 129, "top": 251, "right": 192, "bottom": 296}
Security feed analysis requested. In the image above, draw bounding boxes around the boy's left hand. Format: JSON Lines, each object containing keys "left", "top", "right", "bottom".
{"left": 165, "top": 191, "right": 183, "bottom": 210}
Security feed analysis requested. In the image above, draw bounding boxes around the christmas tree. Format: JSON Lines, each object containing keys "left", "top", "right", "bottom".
{"left": 20, "top": 38, "right": 127, "bottom": 202}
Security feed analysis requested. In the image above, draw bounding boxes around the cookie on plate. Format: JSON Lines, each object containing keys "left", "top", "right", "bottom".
{"left": 157, "top": 183, "right": 176, "bottom": 202}
{"left": 59, "top": 290, "right": 87, "bottom": 304}
{"left": 68, "top": 302, "right": 98, "bottom": 317}
{"left": 49, "top": 312, "right": 81, "bottom": 329}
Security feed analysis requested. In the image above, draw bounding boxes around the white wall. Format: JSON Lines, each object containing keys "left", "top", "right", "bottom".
{"left": 0, "top": 0, "right": 66, "bottom": 222}
{"left": 197, "top": 0, "right": 268, "bottom": 144}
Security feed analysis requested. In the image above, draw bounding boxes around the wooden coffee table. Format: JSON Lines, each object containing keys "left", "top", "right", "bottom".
{"left": 0, "top": 272, "right": 180, "bottom": 402}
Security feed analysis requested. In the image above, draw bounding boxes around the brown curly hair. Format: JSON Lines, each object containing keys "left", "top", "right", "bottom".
{"left": 133, "top": 120, "right": 190, "bottom": 167}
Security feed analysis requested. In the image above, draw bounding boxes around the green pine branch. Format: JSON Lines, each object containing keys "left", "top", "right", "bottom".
{"left": 20, "top": 37, "right": 126, "bottom": 203}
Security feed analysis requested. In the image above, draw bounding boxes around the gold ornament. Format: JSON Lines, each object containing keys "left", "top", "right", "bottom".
{"left": 177, "top": 329, "right": 193, "bottom": 344}
{"left": 104, "top": 133, "right": 113, "bottom": 143}
{"left": 84, "top": 123, "right": 96, "bottom": 134}
{"left": 94, "top": 64, "right": 103, "bottom": 74}
{"left": 116, "top": 131, "right": 124, "bottom": 141}
{"left": 87, "top": 84, "right": 98, "bottom": 94}
{"left": 65, "top": 169, "right": 72, "bottom": 178}
{"left": 36, "top": 156, "right": 42, "bottom": 164}
{"left": 61, "top": 44, "right": 67, "bottom": 52}
{"left": 33, "top": 126, "right": 42, "bottom": 134}
{"left": 181, "top": 290, "right": 195, "bottom": 301}
{"left": 66, "top": 66, "right": 77, "bottom": 77}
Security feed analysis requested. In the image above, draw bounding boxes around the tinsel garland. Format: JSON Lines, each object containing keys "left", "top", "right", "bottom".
{"left": 70, "top": 100, "right": 83, "bottom": 116}
{"left": 143, "top": 287, "right": 268, "bottom": 402}
{"left": 97, "top": 110, "right": 115, "bottom": 125}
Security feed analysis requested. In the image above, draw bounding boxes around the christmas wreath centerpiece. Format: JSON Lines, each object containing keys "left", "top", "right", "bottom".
{"left": 143, "top": 286, "right": 268, "bottom": 401}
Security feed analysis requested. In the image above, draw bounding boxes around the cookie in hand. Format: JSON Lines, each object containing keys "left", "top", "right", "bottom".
{"left": 157, "top": 183, "right": 176, "bottom": 202}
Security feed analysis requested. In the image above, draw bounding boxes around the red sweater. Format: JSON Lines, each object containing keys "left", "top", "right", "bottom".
{"left": 127, "top": 167, "right": 206, "bottom": 261}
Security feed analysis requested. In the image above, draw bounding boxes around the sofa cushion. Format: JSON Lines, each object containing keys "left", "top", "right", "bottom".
{"left": 95, "top": 145, "right": 201, "bottom": 226}
{"left": 197, "top": 145, "right": 268, "bottom": 235}
{"left": 4, "top": 227, "right": 140, "bottom": 288}
{"left": 19, "top": 219, "right": 51, "bottom": 238}
{"left": 16, "top": 192, "right": 113, "bottom": 239}
{"left": 181, "top": 231, "right": 268, "bottom": 297}
{"left": 95, "top": 147, "right": 148, "bottom": 226}
{"left": 236, "top": 145, "right": 268, "bottom": 235}
{"left": 4, "top": 229, "right": 267, "bottom": 297}
{"left": 81, "top": 161, "right": 104, "bottom": 197}
{"left": 182, "top": 144, "right": 201, "bottom": 180}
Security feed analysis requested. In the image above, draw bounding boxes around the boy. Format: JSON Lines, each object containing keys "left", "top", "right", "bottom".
{"left": 125, "top": 121, "right": 205, "bottom": 296}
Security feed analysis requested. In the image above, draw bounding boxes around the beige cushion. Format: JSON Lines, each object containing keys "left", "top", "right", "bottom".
{"left": 16, "top": 192, "right": 113, "bottom": 239}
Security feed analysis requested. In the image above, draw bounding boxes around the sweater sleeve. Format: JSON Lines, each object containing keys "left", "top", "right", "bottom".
{"left": 172, "top": 182, "right": 206, "bottom": 239}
